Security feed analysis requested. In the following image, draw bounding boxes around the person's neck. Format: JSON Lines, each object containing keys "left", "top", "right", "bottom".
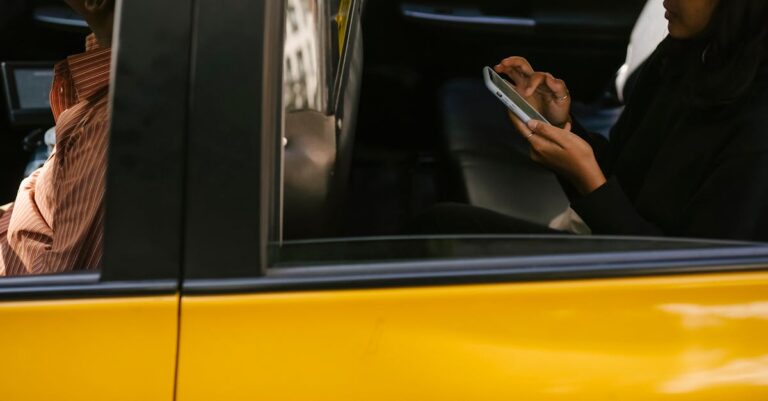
{"left": 89, "top": 15, "right": 114, "bottom": 48}
{"left": 93, "top": 31, "right": 112, "bottom": 48}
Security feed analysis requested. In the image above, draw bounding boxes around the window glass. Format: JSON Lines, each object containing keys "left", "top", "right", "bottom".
{"left": 334, "top": 0, "right": 352, "bottom": 56}
{"left": 283, "top": 0, "right": 353, "bottom": 113}
{"left": 272, "top": 0, "right": 768, "bottom": 272}
{"left": 283, "top": 0, "right": 325, "bottom": 112}
{"left": 271, "top": 236, "right": 747, "bottom": 269}
{"left": 0, "top": 5, "right": 109, "bottom": 278}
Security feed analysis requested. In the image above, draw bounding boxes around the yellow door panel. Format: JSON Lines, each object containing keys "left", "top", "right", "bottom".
{"left": 0, "top": 295, "right": 179, "bottom": 401}
{"left": 177, "top": 272, "right": 768, "bottom": 401}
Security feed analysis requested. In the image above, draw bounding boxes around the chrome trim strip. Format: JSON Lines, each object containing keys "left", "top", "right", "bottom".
{"left": 33, "top": 14, "right": 89, "bottom": 28}
{"left": 332, "top": 0, "right": 362, "bottom": 113}
{"left": 402, "top": 10, "right": 536, "bottom": 27}
{"left": 32, "top": 6, "right": 89, "bottom": 28}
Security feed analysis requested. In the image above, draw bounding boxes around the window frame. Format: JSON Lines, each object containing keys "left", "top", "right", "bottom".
{"left": 331, "top": 0, "right": 361, "bottom": 114}
{"left": 182, "top": 0, "right": 284, "bottom": 280}
{"left": 180, "top": 0, "right": 768, "bottom": 293}
{"left": 0, "top": 0, "right": 193, "bottom": 299}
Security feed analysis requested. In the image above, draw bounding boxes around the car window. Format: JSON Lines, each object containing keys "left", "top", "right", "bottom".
{"left": 283, "top": 0, "right": 354, "bottom": 113}
{"left": 335, "top": 0, "right": 352, "bottom": 56}
{"left": 268, "top": 0, "right": 768, "bottom": 276}
{"left": 0, "top": 7, "right": 109, "bottom": 278}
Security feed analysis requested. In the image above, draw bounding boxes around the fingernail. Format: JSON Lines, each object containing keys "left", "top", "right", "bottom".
{"left": 527, "top": 120, "right": 539, "bottom": 130}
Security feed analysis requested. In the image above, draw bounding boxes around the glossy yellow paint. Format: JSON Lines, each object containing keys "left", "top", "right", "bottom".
{"left": 0, "top": 295, "right": 179, "bottom": 401}
{"left": 177, "top": 272, "right": 768, "bottom": 401}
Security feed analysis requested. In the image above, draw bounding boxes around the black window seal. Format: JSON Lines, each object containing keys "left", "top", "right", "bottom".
{"left": 183, "top": 244, "right": 768, "bottom": 295}
{"left": 0, "top": 272, "right": 177, "bottom": 301}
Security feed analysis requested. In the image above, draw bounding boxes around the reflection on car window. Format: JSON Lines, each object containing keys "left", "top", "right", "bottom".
{"left": 272, "top": 0, "right": 768, "bottom": 273}
{"left": 284, "top": 0, "right": 323, "bottom": 112}
{"left": 335, "top": 0, "right": 351, "bottom": 55}
{"left": 271, "top": 236, "right": 753, "bottom": 269}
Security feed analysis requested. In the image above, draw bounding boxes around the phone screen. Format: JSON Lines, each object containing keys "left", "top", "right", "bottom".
{"left": 488, "top": 69, "right": 546, "bottom": 121}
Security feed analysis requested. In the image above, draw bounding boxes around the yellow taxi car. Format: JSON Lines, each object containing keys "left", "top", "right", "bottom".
{"left": 1, "top": 0, "right": 767, "bottom": 400}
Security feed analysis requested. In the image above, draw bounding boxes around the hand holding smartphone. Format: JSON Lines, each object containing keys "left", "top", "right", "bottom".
{"left": 483, "top": 66, "right": 550, "bottom": 125}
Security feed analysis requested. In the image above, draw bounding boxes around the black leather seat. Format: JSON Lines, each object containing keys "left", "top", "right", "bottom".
{"left": 441, "top": 79, "right": 529, "bottom": 158}
{"left": 440, "top": 78, "right": 569, "bottom": 226}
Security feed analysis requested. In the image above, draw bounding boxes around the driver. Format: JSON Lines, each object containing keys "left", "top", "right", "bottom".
{"left": 0, "top": 0, "right": 114, "bottom": 276}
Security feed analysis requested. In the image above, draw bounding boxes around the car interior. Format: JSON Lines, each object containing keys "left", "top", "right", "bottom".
{"left": 337, "top": 0, "right": 647, "bottom": 238}
{"left": 0, "top": 0, "right": 85, "bottom": 202}
{"left": 0, "top": 0, "right": 649, "bottom": 244}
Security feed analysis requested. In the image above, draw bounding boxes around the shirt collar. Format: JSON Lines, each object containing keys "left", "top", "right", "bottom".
{"left": 66, "top": 34, "right": 112, "bottom": 101}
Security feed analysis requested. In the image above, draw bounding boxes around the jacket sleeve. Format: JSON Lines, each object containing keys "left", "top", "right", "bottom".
{"left": 572, "top": 150, "right": 768, "bottom": 240}
{"left": 570, "top": 117, "right": 611, "bottom": 165}
{"left": 571, "top": 177, "right": 663, "bottom": 236}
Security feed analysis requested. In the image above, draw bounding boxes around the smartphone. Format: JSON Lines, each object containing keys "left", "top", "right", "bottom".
{"left": 483, "top": 66, "right": 550, "bottom": 125}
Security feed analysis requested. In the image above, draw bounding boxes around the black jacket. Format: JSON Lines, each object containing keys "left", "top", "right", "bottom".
{"left": 570, "top": 39, "right": 768, "bottom": 242}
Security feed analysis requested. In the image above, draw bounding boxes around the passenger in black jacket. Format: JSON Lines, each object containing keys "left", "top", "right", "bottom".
{"left": 489, "top": 0, "right": 768, "bottom": 241}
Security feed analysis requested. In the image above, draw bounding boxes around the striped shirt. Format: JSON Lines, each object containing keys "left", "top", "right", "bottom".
{"left": 0, "top": 35, "right": 110, "bottom": 276}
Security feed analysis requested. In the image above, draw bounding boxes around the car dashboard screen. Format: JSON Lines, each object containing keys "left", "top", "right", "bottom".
{"left": 14, "top": 68, "right": 54, "bottom": 110}
{"left": 2, "top": 62, "right": 56, "bottom": 126}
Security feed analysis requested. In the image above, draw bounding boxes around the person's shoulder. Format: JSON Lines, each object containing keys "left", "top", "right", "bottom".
{"left": 750, "top": 62, "right": 768, "bottom": 99}
{"left": 743, "top": 69, "right": 768, "bottom": 122}
{"left": 719, "top": 68, "right": 768, "bottom": 153}
{"left": 730, "top": 122, "right": 768, "bottom": 159}
{"left": 734, "top": 62, "right": 768, "bottom": 117}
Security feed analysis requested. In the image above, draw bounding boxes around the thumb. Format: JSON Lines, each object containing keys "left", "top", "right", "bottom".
{"left": 527, "top": 120, "right": 565, "bottom": 147}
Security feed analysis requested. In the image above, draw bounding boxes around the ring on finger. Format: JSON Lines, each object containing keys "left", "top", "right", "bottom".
{"left": 555, "top": 93, "right": 570, "bottom": 103}
{"left": 526, "top": 132, "right": 535, "bottom": 138}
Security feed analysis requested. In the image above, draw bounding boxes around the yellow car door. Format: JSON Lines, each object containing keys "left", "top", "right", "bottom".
{"left": 174, "top": 1, "right": 768, "bottom": 400}
{"left": 0, "top": 1, "right": 193, "bottom": 399}
{"left": 178, "top": 261, "right": 768, "bottom": 401}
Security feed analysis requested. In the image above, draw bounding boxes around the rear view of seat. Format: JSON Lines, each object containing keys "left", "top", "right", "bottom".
{"left": 440, "top": 78, "right": 569, "bottom": 226}
{"left": 439, "top": 0, "right": 667, "bottom": 227}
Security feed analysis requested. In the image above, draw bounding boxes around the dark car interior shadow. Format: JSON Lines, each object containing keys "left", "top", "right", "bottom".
{"left": 342, "top": 0, "right": 643, "bottom": 237}
{"left": 0, "top": 0, "right": 86, "bottom": 201}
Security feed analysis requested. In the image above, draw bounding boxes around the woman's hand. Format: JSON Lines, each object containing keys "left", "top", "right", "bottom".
{"left": 518, "top": 119, "right": 606, "bottom": 195}
{"left": 494, "top": 56, "right": 571, "bottom": 127}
